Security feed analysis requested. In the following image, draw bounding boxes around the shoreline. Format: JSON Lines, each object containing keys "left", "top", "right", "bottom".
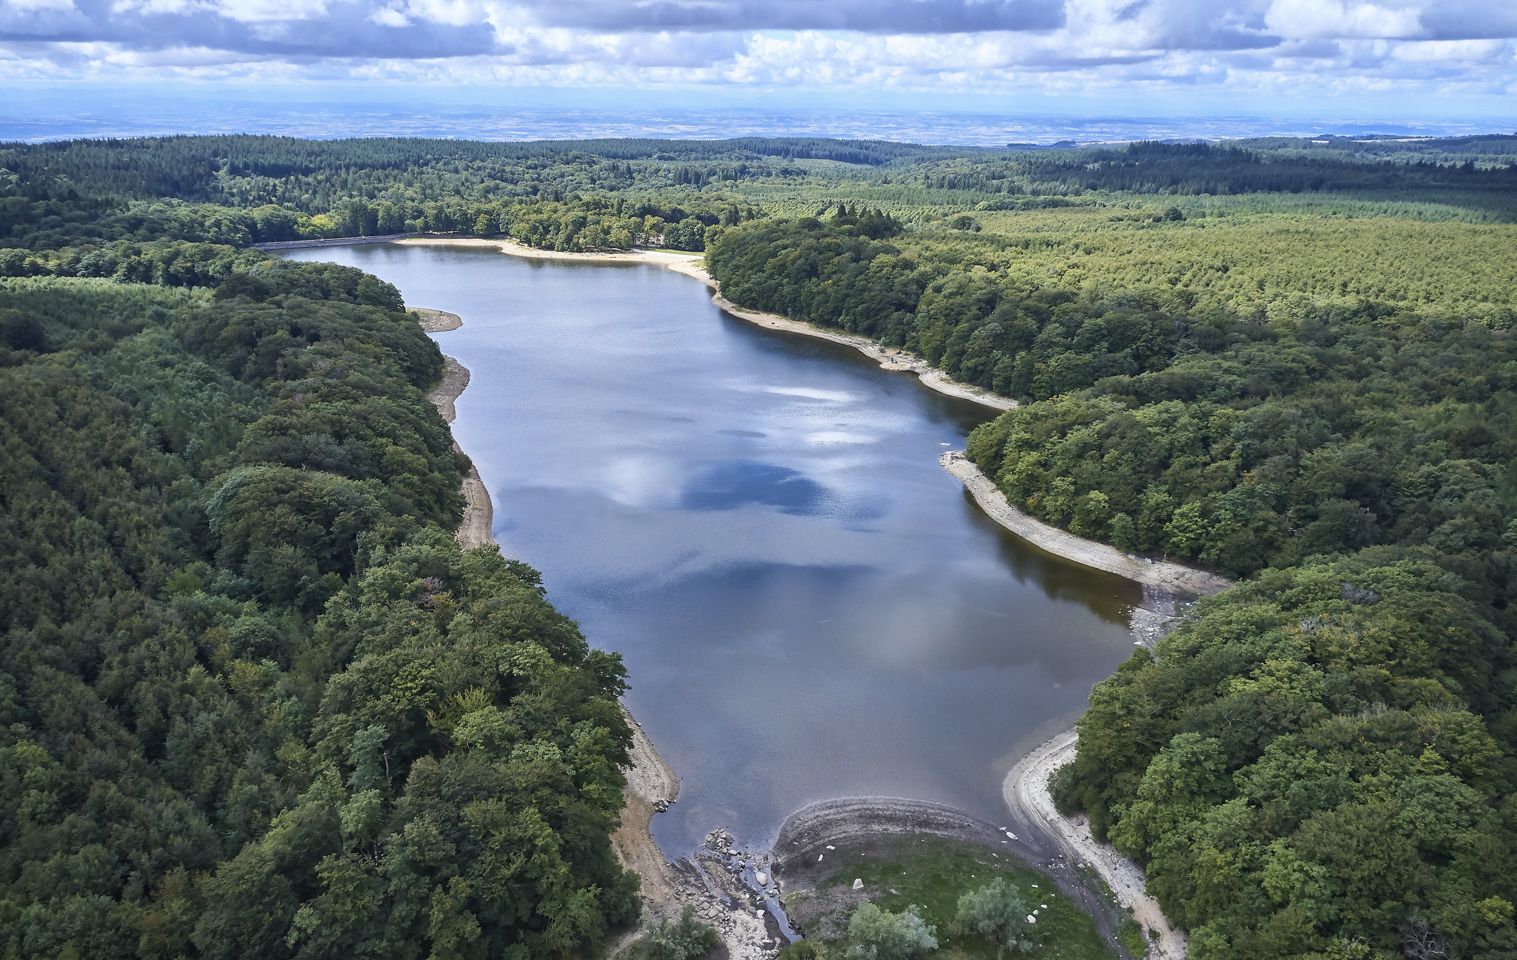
{"left": 942, "top": 445, "right": 1226, "bottom": 960}
{"left": 1004, "top": 732, "right": 1188, "bottom": 960}
{"left": 395, "top": 237, "right": 1017, "bottom": 412}
{"left": 424, "top": 353, "right": 495, "bottom": 552}
{"left": 941, "top": 451, "right": 1233, "bottom": 599}
{"left": 773, "top": 797, "right": 1125, "bottom": 948}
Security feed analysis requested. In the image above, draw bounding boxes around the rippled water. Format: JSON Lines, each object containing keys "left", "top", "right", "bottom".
{"left": 281, "top": 243, "right": 1142, "bottom": 854}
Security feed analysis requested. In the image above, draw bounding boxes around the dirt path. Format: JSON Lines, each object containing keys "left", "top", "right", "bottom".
{"left": 396, "top": 238, "right": 1017, "bottom": 412}
{"left": 1004, "top": 731, "right": 1188, "bottom": 960}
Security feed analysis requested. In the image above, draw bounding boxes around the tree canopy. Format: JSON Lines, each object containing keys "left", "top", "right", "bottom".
{"left": 0, "top": 264, "right": 639, "bottom": 959}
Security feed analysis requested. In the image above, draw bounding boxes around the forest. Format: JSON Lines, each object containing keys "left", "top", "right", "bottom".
{"left": 2, "top": 132, "right": 1516, "bottom": 960}
{"left": 1, "top": 267, "right": 639, "bottom": 957}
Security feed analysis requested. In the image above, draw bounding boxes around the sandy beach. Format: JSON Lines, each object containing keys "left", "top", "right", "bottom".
{"left": 423, "top": 354, "right": 494, "bottom": 552}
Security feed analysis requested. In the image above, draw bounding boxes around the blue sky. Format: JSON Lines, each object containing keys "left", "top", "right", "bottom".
{"left": 2, "top": 0, "right": 1514, "bottom": 126}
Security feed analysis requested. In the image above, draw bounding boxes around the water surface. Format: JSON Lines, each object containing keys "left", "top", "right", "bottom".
{"left": 282, "top": 244, "right": 1142, "bottom": 853}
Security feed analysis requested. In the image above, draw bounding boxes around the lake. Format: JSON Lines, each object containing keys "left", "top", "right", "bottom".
{"left": 280, "top": 243, "right": 1141, "bottom": 855}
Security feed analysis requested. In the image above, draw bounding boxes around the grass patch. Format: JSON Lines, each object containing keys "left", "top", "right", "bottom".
{"left": 1116, "top": 917, "right": 1148, "bottom": 959}
{"left": 786, "top": 835, "right": 1115, "bottom": 960}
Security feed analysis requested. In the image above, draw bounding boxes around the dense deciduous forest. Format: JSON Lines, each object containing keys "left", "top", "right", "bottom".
{"left": 1051, "top": 554, "right": 1517, "bottom": 960}
{"left": 3, "top": 132, "right": 1517, "bottom": 960}
{"left": 0, "top": 269, "right": 639, "bottom": 958}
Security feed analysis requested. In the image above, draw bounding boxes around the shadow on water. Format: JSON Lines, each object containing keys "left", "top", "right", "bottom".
{"left": 965, "top": 489, "right": 1143, "bottom": 624}
{"left": 682, "top": 460, "right": 828, "bottom": 515}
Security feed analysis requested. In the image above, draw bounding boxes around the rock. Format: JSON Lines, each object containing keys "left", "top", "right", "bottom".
{"left": 755, "top": 871, "right": 768, "bottom": 886}
{"left": 817, "top": 854, "right": 823, "bottom": 861}
{"left": 852, "top": 879, "right": 863, "bottom": 890}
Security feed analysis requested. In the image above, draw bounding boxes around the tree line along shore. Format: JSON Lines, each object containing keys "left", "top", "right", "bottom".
{"left": 2, "top": 134, "right": 1516, "bottom": 960}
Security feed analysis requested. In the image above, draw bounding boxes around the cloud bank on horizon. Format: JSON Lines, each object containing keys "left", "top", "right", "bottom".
{"left": 1, "top": 0, "right": 1513, "bottom": 108}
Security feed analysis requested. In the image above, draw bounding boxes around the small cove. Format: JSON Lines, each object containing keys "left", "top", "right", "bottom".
{"left": 280, "top": 243, "right": 1143, "bottom": 856}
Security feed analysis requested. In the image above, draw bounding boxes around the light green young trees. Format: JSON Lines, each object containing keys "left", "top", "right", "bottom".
{"left": 955, "top": 877, "right": 1034, "bottom": 957}
{"left": 641, "top": 906, "right": 720, "bottom": 960}
{"left": 845, "top": 902, "right": 939, "bottom": 960}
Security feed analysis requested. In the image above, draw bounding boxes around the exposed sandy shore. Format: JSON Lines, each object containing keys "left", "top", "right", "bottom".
{"left": 423, "top": 354, "right": 495, "bottom": 552}
{"left": 604, "top": 708, "right": 687, "bottom": 957}
{"left": 1004, "top": 731, "right": 1188, "bottom": 960}
{"left": 611, "top": 708, "right": 682, "bottom": 906}
{"left": 396, "top": 238, "right": 1017, "bottom": 412}
{"left": 941, "top": 451, "right": 1233, "bottom": 598}
{"left": 413, "top": 307, "right": 462, "bottom": 332}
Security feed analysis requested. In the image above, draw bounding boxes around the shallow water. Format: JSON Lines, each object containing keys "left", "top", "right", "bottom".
{"left": 281, "top": 244, "right": 1142, "bottom": 854}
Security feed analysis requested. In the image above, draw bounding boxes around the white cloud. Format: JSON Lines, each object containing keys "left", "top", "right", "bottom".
{"left": 1265, "top": 0, "right": 1423, "bottom": 39}
{"left": 0, "top": 0, "right": 1512, "bottom": 108}
{"left": 1392, "top": 37, "right": 1510, "bottom": 62}
{"left": 8, "top": 0, "right": 78, "bottom": 11}
{"left": 213, "top": 0, "right": 329, "bottom": 22}
{"left": 368, "top": 4, "right": 410, "bottom": 26}
{"left": 111, "top": 0, "right": 214, "bottom": 13}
